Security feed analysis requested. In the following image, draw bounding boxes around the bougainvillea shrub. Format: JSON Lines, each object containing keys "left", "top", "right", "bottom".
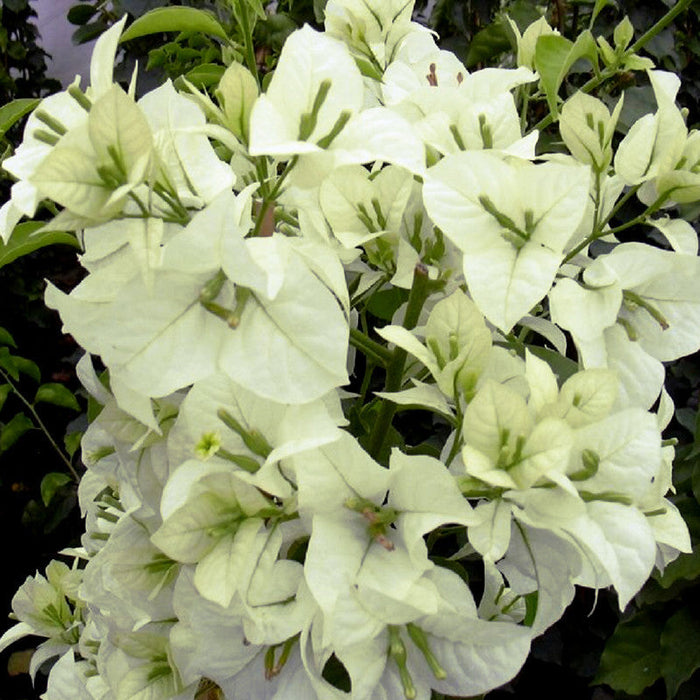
{"left": 0, "top": 0, "right": 698, "bottom": 697}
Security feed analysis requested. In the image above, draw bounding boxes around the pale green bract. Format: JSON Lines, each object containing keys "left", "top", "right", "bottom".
{"left": 1, "top": 0, "right": 698, "bottom": 698}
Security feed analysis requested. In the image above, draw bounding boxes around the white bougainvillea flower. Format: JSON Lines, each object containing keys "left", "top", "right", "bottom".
{"left": 167, "top": 371, "right": 344, "bottom": 498}
{"left": 298, "top": 444, "right": 475, "bottom": 654}
{"left": 138, "top": 80, "right": 236, "bottom": 207}
{"left": 308, "top": 566, "right": 531, "bottom": 700}
{"left": 423, "top": 150, "right": 590, "bottom": 331}
{"left": 551, "top": 242, "right": 700, "bottom": 405}
{"left": 151, "top": 460, "right": 296, "bottom": 610}
{"left": 47, "top": 224, "right": 349, "bottom": 404}
{"left": 381, "top": 29, "right": 469, "bottom": 105}
{"left": 614, "top": 70, "right": 687, "bottom": 186}
{"left": 377, "top": 288, "right": 492, "bottom": 401}
{"left": 324, "top": 0, "right": 420, "bottom": 78}
{"left": 0, "top": 16, "right": 128, "bottom": 240}
{"left": 31, "top": 84, "right": 154, "bottom": 223}
{"left": 249, "top": 26, "right": 364, "bottom": 157}
{"left": 319, "top": 164, "right": 413, "bottom": 248}
{"left": 559, "top": 92, "right": 625, "bottom": 172}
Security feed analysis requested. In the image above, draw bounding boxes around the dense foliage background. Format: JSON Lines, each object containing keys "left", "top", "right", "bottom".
{"left": 0, "top": 0, "right": 698, "bottom": 698}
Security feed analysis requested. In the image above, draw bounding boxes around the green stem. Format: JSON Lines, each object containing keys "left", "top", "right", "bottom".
{"left": 237, "top": 0, "right": 260, "bottom": 89}
{"left": 349, "top": 328, "right": 392, "bottom": 367}
{"left": 0, "top": 368, "right": 79, "bottom": 480}
{"left": 530, "top": 0, "right": 692, "bottom": 133}
{"left": 562, "top": 184, "right": 662, "bottom": 263}
{"left": 367, "top": 265, "right": 432, "bottom": 461}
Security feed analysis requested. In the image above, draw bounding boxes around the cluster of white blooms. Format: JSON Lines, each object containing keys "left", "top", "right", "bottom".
{"left": 0, "top": 1, "right": 698, "bottom": 698}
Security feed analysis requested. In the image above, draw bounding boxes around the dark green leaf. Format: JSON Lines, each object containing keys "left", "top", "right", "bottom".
{"left": 67, "top": 4, "right": 98, "bottom": 25}
{"left": 0, "top": 347, "right": 19, "bottom": 381}
{"left": 72, "top": 21, "right": 110, "bottom": 45}
{"left": 0, "top": 384, "right": 11, "bottom": 412}
{"left": 0, "top": 412, "right": 33, "bottom": 452}
{"left": 594, "top": 611, "right": 664, "bottom": 694}
{"left": 654, "top": 548, "right": 700, "bottom": 589}
{"left": 0, "top": 327, "right": 16, "bottom": 348}
{"left": 660, "top": 607, "right": 700, "bottom": 698}
{"left": 121, "top": 7, "right": 230, "bottom": 43}
{"left": 34, "top": 384, "right": 80, "bottom": 411}
{"left": 40, "top": 472, "right": 73, "bottom": 507}
{"left": 0, "top": 222, "right": 80, "bottom": 270}
{"left": 525, "top": 346, "right": 578, "bottom": 383}
{"left": 0, "top": 98, "right": 39, "bottom": 139}
{"left": 367, "top": 287, "right": 408, "bottom": 321}
{"left": 466, "top": 21, "right": 511, "bottom": 68}
{"left": 313, "top": 0, "right": 328, "bottom": 23}
{"left": 14, "top": 357, "right": 40, "bottom": 383}
{"left": 183, "top": 63, "right": 225, "bottom": 89}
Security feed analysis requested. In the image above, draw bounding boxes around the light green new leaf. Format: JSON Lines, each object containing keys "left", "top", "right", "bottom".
{"left": 216, "top": 62, "right": 259, "bottom": 142}
{"left": 34, "top": 383, "right": 80, "bottom": 411}
{"left": 40, "top": 472, "right": 72, "bottom": 507}
{"left": 0, "top": 222, "right": 79, "bottom": 271}
{"left": 535, "top": 31, "right": 598, "bottom": 117}
{"left": 594, "top": 611, "right": 663, "bottom": 694}
{"left": 0, "top": 99, "right": 40, "bottom": 139}
{"left": 120, "top": 7, "right": 229, "bottom": 43}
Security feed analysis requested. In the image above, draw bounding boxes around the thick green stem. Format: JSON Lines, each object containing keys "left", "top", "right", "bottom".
{"left": 367, "top": 264, "right": 432, "bottom": 461}
{"left": 237, "top": 0, "right": 260, "bottom": 89}
{"left": 349, "top": 328, "right": 392, "bottom": 367}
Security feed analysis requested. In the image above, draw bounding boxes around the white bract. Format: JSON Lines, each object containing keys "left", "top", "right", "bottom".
{"left": 1, "top": 2, "right": 697, "bottom": 699}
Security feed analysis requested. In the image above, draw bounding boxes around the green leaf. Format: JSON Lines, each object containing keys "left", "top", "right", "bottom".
{"left": 0, "top": 222, "right": 80, "bottom": 271}
{"left": 534, "top": 31, "right": 598, "bottom": 118}
{"left": 64, "top": 431, "right": 83, "bottom": 459}
{"left": 14, "top": 357, "right": 40, "bottom": 383}
{"left": 0, "top": 98, "right": 39, "bottom": 139}
{"left": 466, "top": 20, "right": 511, "bottom": 68}
{"left": 313, "top": 0, "right": 328, "bottom": 23}
{"left": 654, "top": 547, "right": 700, "bottom": 588}
{"left": 367, "top": 287, "right": 407, "bottom": 321}
{"left": 0, "top": 412, "right": 33, "bottom": 452}
{"left": 0, "top": 347, "right": 19, "bottom": 381}
{"left": 67, "top": 4, "right": 98, "bottom": 25}
{"left": 525, "top": 346, "right": 578, "bottom": 383}
{"left": 40, "top": 472, "right": 73, "bottom": 507}
{"left": 72, "top": 20, "right": 110, "bottom": 45}
{"left": 34, "top": 384, "right": 80, "bottom": 412}
{"left": 120, "top": 7, "right": 230, "bottom": 43}
{"left": 0, "top": 327, "right": 16, "bottom": 348}
{"left": 660, "top": 607, "right": 700, "bottom": 698}
{"left": 183, "top": 63, "right": 225, "bottom": 89}
{"left": 0, "top": 385, "right": 11, "bottom": 412}
{"left": 594, "top": 611, "right": 664, "bottom": 694}
{"left": 591, "top": 0, "right": 616, "bottom": 26}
